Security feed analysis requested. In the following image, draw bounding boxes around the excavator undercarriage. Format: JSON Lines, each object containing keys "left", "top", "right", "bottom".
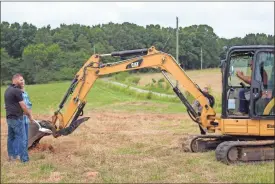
{"left": 180, "top": 134, "right": 274, "bottom": 164}
{"left": 27, "top": 45, "right": 274, "bottom": 165}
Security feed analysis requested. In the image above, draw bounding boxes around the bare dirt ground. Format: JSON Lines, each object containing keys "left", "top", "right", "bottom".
{"left": 1, "top": 104, "right": 274, "bottom": 183}
{"left": 1, "top": 109, "right": 193, "bottom": 155}
{"left": 1, "top": 107, "right": 202, "bottom": 183}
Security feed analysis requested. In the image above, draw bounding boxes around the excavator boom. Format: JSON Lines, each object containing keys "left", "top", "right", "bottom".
{"left": 56, "top": 46, "right": 216, "bottom": 131}
{"left": 29, "top": 46, "right": 217, "bottom": 147}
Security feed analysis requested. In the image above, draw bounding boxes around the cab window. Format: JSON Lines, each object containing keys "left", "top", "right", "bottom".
{"left": 254, "top": 51, "right": 274, "bottom": 116}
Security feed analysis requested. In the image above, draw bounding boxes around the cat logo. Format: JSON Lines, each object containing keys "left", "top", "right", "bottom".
{"left": 126, "top": 58, "right": 143, "bottom": 69}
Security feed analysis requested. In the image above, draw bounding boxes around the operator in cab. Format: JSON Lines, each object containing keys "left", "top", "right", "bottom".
{"left": 236, "top": 59, "right": 268, "bottom": 115}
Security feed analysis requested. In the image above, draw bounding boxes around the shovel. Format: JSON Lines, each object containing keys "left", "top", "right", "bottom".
{"left": 34, "top": 120, "right": 53, "bottom": 134}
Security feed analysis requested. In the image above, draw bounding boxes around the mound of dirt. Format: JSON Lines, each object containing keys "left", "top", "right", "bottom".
{"left": 29, "top": 143, "right": 55, "bottom": 153}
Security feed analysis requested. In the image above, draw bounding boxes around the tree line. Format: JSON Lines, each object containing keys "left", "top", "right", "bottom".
{"left": 1, "top": 21, "right": 274, "bottom": 84}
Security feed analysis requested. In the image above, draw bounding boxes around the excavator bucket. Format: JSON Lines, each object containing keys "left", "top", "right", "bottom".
{"left": 28, "top": 117, "right": 90, "bottom": 149}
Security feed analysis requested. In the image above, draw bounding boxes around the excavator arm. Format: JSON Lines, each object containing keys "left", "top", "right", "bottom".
{"left": 29, "top": 46, "right": 218, "bottom": 148}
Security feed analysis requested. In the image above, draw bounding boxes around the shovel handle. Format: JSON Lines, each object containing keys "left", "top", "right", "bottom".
{"left": 34, "top": 120, "right": 42, "bottom": 128}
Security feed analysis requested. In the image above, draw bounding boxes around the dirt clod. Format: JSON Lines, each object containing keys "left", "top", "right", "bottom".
{"left": 29, "top": 143, "right": 55, "bottom": 153}
{"left": 48, "top": 172, "right": 62, "bottom": 182}
{"left": 85, "top": 171, "right": 99, "bottom": 179}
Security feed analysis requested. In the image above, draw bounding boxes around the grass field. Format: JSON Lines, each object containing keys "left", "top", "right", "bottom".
{"left": 109, "top": 68, "right": 223, "bottom": 94}
{"left": 1, "top": 69, "right": 274, "bottom": 183}
{"left": 0, "top": 80, "right": 185, "bottom": 116}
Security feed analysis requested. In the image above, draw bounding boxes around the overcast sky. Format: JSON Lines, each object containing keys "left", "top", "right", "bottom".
{"left": 1, "top": 2, "right": 274, "bottom": 39}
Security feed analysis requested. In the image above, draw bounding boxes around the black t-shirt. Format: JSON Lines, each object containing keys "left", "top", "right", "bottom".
{"left": 4, "top": 84, "right": 24, "bottom": 119}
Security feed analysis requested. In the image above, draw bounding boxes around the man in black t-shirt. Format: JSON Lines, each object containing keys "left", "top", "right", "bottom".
{"left": 4, "top": 74, "right": 35, "bottom": 163}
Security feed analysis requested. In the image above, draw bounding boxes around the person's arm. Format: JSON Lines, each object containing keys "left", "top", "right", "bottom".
{"left": 236, "top": 71, "right": 251, "bottom": 85}
{"left": 14, "top": 89, "right": 34, "bottom": 123}
{"left": 19, "top": 101, "right": 34, "bottom": 122}
{"left": 27, "top": 93, "right": 32, "bottom": 109}
{"left": 28, "top": 109, "right": 33, "bottom": 120}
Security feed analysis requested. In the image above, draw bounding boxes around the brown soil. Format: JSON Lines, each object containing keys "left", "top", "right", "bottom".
{"left": 1, "top": 110, "right": 194, "bottom": 158}
{"left": 48, "top": 172, "right": 63, "bottom": 182}
{"left": 1, "top": 117, "right": 56, "bottom": 158}
{"left": 29, "top": 143, "right": 55, "bottom": 153}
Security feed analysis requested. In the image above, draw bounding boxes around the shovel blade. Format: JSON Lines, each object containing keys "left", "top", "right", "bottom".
{"left": 28, "top": 117, "right": 90, "bottom": 148}
{"left": 28, "top": 123, "right": 50, "bottom": 148}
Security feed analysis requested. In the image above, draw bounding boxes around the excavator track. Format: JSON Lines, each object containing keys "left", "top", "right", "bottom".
{"left": 215, "top": 140, "right": 275, "bottom": 165}
{"left": 180, "top": 134, "right": 234, "bottom": 152}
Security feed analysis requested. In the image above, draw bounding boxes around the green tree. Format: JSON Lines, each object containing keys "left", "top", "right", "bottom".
{"left": 1, "top": 22, "right": 37, "bottom": 58}
{"left": 34, "top": 25, "right": 53, "bottom": 45}
{"left": 75, "top": 34, "right": 92, "bottom": 53}
{"left": 53, "top": 27, "right": 75, "bottom": 51}
{"left": 1, "top": 48, "right": 19, "bottom": 84}
{"left": 22, "top": 43, "right": 62, "bottom": 83}
{"left": 1, "top": 21, "right": 274, "bottom": 84}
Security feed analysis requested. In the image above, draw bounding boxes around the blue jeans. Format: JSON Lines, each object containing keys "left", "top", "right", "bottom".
{"left": 7, "top": 117, "right": 29, "bottom": 162}
{"left": 239, "top": 89, "right": 249, "bottom": 114}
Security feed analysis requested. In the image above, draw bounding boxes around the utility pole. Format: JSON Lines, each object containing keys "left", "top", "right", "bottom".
{"left": 176, "top": 17, "right": 179, "bottom": 64}
{"left": 93, "top": 45, "right": 95, "bottom": 54}
{"left": 201, "top": 47, "right": 203, "bottom": 70}
{"left": 176, "top": 17, "right": 179, "bottom": 87}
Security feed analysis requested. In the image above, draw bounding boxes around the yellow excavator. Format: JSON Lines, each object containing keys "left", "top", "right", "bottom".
{"left": 28, "top": 45, "right": 274, "bottom": 164}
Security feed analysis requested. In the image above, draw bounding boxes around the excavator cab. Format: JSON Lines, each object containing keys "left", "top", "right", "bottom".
{"left": 222, "top": 45, "right": 274, "bottom": 119}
